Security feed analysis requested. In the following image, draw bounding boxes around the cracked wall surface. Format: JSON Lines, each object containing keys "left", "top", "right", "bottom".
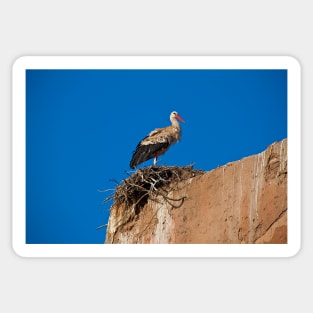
{"left": 105, "top": 139, "right": 287, "bottom": 244}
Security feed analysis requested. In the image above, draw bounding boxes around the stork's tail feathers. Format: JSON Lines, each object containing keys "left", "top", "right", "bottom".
{"left": 130, "top": 142, "right": 169, "bottom": 169}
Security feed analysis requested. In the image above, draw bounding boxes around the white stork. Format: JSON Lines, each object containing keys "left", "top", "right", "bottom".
{"left": 130, "top": 111, "right": 185, "bottom": 169}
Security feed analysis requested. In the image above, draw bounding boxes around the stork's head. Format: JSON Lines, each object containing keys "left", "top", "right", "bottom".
{"left": 170, "top": 111, "right": 185, "bottom": 123}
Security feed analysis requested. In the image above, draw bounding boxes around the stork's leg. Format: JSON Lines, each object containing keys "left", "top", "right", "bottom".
{"left": 153, "top": 156, "right": 158, "bottom": 166}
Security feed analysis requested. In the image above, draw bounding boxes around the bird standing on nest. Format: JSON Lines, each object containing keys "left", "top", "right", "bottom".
{"left": 130, "top": 111, "right": 185, "bottom": 169}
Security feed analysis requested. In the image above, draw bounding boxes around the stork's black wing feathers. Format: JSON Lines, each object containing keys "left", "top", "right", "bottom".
{"left": 130, "top": 140, "right": 170, "bottom": 169}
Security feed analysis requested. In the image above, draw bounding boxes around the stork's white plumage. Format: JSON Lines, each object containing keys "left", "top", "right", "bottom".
{"left": 130, "top": 111, "right": 185, "bottom": 169}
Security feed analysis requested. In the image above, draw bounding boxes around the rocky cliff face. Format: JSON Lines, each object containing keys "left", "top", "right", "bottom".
{"left": 105, "top": 139, "right": 287, "bottom": 244}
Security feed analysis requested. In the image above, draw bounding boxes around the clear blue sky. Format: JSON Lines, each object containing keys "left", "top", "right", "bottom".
{"left": 26, "top": 69, "right": 287, "bottom": 244}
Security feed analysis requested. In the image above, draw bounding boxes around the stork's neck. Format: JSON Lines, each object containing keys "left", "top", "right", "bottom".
{"left": 171, "top": 117, "right": 180, "bottom": 129}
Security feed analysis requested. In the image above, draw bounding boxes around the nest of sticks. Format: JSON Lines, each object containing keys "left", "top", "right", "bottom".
{"left": 104, "top": 165, "right": 204, "bottom": 213}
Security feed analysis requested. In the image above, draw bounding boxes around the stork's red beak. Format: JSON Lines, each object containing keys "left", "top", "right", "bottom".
{"left": 175, "top": 114, "right": 185, "bottom": 123}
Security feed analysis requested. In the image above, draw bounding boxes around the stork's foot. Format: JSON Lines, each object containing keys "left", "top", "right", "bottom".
{"left": 153, "top": 156, "right": 158, "bottom": 166}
